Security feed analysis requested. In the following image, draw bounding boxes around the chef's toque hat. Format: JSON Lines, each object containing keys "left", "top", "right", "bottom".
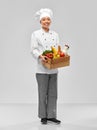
{"left": 35, "top": 8, "right": 53, "bottom": 21}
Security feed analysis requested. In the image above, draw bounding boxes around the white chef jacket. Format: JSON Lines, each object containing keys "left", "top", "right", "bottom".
{"left": 30, "top": 28, "right": 60, "bottom": 74}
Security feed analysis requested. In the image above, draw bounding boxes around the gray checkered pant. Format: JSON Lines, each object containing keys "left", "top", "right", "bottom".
{"left": 36, "top": 73, "right": 58, "bottom": 118}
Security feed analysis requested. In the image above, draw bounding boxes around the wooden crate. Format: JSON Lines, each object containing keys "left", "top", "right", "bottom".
{"left": 42, "top": 55, "right": 70, "bottom": 69}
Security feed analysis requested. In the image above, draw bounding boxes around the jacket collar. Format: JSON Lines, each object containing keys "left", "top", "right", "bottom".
{"left": 40, "top": 28, "right": 51, "bottom": 34}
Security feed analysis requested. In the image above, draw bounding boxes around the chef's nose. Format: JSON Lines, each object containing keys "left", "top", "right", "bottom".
{"left": 45, "top": 19, "right": 50, "bottom": 22}
{"left": 45, "top": 21, "right": 49, "bottom": 23}
{"left": 45, "top": 22, "right": 49, "bottom": 24}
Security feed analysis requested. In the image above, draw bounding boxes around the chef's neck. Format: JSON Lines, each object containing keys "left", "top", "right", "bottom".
{"left": 42, "top": 27, "right": 49, "bottom": 32}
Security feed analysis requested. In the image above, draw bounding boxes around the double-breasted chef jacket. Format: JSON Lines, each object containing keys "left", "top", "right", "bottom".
{"left": 31, "top": 28, "right": 60, "bottom": 74}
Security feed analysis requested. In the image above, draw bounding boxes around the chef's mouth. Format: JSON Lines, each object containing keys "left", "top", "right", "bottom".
{"left": 44, "top": 24, "right": 50, "bottom": 26}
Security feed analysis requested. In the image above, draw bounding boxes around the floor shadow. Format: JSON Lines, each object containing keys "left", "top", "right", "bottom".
{"left": 1, "top": 119, "right": 97, "bottom": 130}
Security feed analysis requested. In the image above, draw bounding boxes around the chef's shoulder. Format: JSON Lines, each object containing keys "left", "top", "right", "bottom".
{"left": 31, "top": 29, "right": 41, "bottom": 38}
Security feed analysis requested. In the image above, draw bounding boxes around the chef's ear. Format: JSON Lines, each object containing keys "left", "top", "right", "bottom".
{"left": 40, "top": 20, "right": 43, "bottom": 24}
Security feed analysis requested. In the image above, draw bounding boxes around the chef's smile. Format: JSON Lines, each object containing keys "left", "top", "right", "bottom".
{"left": 40, "top": 17, "right": 51, "bottom": 31}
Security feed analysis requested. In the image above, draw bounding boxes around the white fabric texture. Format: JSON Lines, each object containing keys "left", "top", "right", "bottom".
{"left": 30, "top": 28, "right": 60, "bottom": 74}
{"left": 40, "top": 12, "right": 51, "bottom": 20}
{"left": 35, "top": 8, "right": 53, "bottom": 20}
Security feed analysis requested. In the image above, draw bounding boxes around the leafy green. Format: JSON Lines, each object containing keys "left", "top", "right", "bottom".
{"left": 42, "top": 50, "right": 53, "bottom": 55}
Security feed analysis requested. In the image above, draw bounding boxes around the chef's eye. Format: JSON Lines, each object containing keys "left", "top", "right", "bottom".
{"left": 41, "top": 18, "right": 46, "bottom": 21}
{"left": 47, "top": 17, "right": 50, "bottom": 21}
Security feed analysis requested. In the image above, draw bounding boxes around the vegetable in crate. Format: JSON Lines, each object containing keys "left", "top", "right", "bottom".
{"left": 57, "top": 45, "right": 65, "bottom": 57}
{"left": 51, "top": 45, "right": 66, "bottom": 59}
{"left": 42, "top": 50, "right": 53, "bottom": 59}
{"left": 42, "top": 45, "right": 67, "bottom": 60}
{"left": 42, "top": 45, "right": 70, "bottom": 69}
{"left": 51, "top": 45, "right": 65, "bottom": 58}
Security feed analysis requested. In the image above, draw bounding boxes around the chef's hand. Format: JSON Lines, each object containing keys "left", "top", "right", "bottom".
{"left": 39, "top": 55, "right": 48, "bottom": 62}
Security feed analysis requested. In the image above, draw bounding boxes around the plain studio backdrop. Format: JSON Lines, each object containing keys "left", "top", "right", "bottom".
{"left": 0, "top": 0, "right": 97, "bottom": 104}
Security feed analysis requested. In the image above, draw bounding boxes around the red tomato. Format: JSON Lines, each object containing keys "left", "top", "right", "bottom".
{"left": 60, "top": 52, "right": 65, "bottom": 57}
{"left": 45, "top": 53, "right": 53, "bottom": 59}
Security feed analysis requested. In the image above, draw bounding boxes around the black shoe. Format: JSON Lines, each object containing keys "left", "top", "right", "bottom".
{"left": 47, "top": 118, "right": 61, "bottom": 124}
{"left": 41, "top": 118, "right": 47, "bottom": 124}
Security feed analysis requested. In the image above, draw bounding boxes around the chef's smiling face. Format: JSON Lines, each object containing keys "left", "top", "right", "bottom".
{"left": 40, "top": 17, "right": 51, "bottom": 30}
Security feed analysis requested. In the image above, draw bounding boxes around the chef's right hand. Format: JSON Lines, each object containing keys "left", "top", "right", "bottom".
{"left": 39, "top": 55, "right": 48, "bottom": 62}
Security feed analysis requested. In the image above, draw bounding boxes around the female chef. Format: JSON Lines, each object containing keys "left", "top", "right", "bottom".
{"left": 31, "top": 8, "right": 61, "bottom": 125}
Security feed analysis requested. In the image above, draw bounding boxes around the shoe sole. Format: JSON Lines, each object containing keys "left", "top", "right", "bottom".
{"left": 41, "top": 122, "right": 47, "bottom": 125}
{"left": 47, "top": 120, "right": 61, "bottom": 125}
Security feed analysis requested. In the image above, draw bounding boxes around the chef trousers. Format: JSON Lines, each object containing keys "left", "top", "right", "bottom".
{"left": 36, "top": 73, "right": 58, "bottom": 118}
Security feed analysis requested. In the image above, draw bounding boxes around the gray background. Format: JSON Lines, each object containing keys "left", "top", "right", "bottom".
{"left": 0, "top": 0, "right": 97, "bottom": 104}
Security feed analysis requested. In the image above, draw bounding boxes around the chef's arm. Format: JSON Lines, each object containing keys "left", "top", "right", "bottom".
{"left": 30, "top": 33, "right": 41, "bottom": 59}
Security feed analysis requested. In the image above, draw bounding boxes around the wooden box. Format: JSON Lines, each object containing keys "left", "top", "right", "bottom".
{"left": 42, "top": 55, "right": 70, "bottom": 69}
